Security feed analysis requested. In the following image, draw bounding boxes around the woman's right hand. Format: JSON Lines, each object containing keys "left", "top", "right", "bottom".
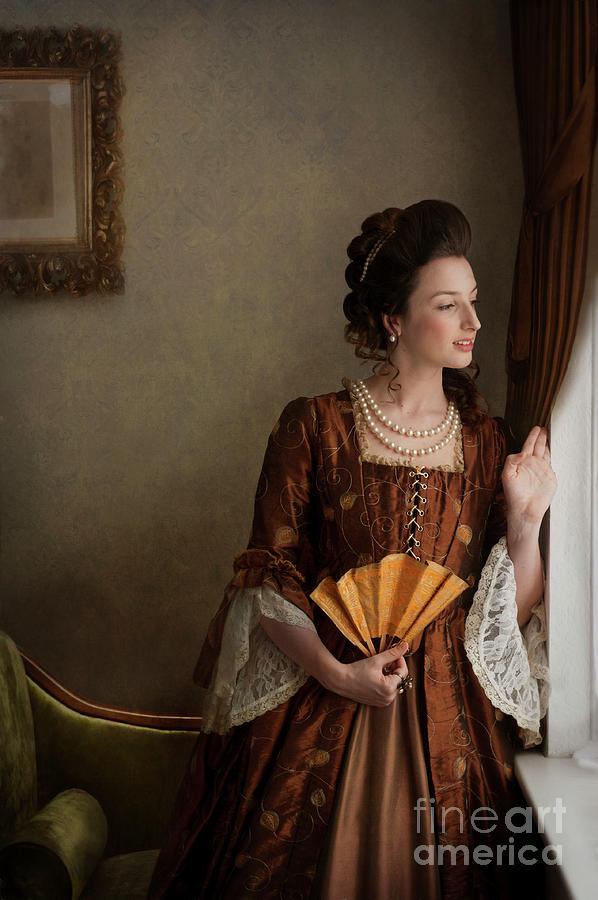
{"left": 331, "top": 642, "right": 410, "bottom": 707}
{"left": 259, "top": 615, "right": 410, "bottom": 708}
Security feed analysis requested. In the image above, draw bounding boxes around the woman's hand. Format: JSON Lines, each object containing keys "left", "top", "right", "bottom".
{"left": 260, "top": 616, "right": 410, "bottom": 707}
{"left": 500, "top": 426, "right": 557, "bottom": 626}
{"left": 331, "top": 642, "right": 410, "bottom": 707}
{"left": 502, "top": 426, "right": 557, "bottom": 527}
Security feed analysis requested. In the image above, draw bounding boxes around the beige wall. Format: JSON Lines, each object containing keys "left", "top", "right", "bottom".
{"left": 0, "top": 0, "right": 523, "bottom": 714}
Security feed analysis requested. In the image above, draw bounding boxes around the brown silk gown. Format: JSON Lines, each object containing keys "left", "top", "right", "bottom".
{"left": 148, "top": 383, "right": 546, "bottom": 900}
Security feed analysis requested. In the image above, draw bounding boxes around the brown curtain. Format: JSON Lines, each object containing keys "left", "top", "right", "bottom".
{"left": 505, "top": 0, "right": 597, "bottom": 445}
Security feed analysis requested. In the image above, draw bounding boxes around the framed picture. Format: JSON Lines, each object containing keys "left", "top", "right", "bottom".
{"left": 0, "top": 26, "right": 124, "bottom": 295}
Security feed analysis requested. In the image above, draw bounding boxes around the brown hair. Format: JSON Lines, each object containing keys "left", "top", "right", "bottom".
{"left": 343, "top": 200, "right": 486, "bottom": 425}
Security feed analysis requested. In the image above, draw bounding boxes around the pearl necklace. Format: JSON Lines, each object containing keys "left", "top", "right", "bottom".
{"left": 356, "top": 380, "right": 456, "bottom": 435}
{"left": 353, "top": 380, "right": 460, "bottom": 459}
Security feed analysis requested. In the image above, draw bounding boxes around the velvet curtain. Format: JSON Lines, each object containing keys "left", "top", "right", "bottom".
{"left": 505, "top": 0, "right": 598, "bottom": 445}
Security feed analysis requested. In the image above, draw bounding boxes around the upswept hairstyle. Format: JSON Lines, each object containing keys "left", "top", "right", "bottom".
{"left": 343, "top": 200, "right": 485, "bottom": 425}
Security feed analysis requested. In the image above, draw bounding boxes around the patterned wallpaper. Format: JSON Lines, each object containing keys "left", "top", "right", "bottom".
{"left": 0, "top": 0, "right": 523, "bottom": 713}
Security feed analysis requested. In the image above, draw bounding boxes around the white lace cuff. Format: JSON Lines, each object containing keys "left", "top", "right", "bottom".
{"left": 199, "top": 585, "right": 316, "bottom": 734}
{"left": 464, "top": 536, "right": 550, "bottom": 748}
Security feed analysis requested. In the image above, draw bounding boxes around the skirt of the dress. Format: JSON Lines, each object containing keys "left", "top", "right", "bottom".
{"left": 149, "top": 644, "right": 548, "bottom": 900}
{"left": 314, "top": 680, "right": 441, "bottom": 900}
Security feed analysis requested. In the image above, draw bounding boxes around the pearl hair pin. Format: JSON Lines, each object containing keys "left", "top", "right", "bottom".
{"left": 359, "top": 230, "right": 396, "bottom": 283}
{"left": 353, "top": 380, "right": 459, "bottom": 458}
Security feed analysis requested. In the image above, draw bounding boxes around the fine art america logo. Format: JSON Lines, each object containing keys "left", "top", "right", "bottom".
{"left": 413, "top": 797, "right": 565, "bottom": 865}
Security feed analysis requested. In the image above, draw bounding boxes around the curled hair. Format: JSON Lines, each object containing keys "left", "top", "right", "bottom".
{"left": 343, "top": 200, "right": 485, "bottom": 425}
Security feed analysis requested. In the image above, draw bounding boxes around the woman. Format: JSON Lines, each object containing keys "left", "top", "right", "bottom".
{"left": 149, "top": 201, "right": 556, "bottom": 899}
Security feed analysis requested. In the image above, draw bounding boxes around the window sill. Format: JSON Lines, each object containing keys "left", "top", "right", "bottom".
{"left": 515, "top": 750, "right": 598, "bottom": 900}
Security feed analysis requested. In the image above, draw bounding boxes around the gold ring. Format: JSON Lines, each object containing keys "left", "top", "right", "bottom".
{"left": 397, "top": 675, "right": 414, "bottom": 694}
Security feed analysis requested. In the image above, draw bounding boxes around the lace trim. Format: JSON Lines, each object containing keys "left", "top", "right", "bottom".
{"left": 464, "top": 536, "right": 550, "bottom": 748}
{"left": 199, "top": 585, "right": 316, "bottom": 734}
{"left": 343, "top": 377, "right": 465, "bottom": 472}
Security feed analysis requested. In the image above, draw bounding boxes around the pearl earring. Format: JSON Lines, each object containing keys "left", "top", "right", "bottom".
{"left": 389, "top": 333, "right": 396, "bottom": 343}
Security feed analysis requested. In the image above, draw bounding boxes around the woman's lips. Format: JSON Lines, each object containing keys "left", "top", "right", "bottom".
{"left": 453, "top": 340, "right": 474, "bottom": 351}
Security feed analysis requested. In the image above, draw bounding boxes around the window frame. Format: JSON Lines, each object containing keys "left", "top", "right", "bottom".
{"left": 545, "top": 278, "right": 595, "bottom": 755}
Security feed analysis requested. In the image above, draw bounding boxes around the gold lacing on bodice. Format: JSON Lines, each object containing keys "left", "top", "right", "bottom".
{"left": 343, "top": 378, "right": 465, "bottom": 473}
{"left": 404, "top": 468, "right": 429, "bottom": 560}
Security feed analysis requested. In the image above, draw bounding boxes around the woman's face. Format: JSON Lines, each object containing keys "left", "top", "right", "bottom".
{"left": 388, "top": 255, "right": 480, "bottom": 370}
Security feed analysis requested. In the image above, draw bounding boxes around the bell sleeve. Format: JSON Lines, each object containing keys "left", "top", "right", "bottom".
{"left": 193, "top": 397, "right": 320, "bottom": 734}
{"left": 464, "top": 417, "right": 550, "bottom": 748}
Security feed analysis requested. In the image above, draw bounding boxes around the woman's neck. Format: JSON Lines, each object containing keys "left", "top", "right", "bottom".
{"left": 364, "top": 366, "right": 447, "bottom": 419}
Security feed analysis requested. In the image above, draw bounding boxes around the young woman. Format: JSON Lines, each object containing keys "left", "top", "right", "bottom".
{"left": 149, "top": 200, "right": 556, "bottom": 899}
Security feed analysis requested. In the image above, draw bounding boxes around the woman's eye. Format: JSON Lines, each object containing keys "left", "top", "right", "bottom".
{"left": 438, "top": 303, "right": 454, "bottom": 311}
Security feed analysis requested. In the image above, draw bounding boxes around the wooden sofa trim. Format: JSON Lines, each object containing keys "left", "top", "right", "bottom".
{"left": 19, "top": 647, "right": 203, "bottom": 731}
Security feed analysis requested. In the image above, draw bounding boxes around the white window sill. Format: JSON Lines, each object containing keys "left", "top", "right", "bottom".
{"left": 515, "top": 751, "right": 598, "bottom": 900}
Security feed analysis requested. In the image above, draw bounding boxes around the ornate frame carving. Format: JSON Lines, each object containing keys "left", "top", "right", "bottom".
{"left": 0, "top": 26, "right": 124, "bottom": 295}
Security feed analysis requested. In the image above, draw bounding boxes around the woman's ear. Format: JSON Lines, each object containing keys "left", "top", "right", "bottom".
{"left": 382, "top": 313, "right": 401, "bottom": 338}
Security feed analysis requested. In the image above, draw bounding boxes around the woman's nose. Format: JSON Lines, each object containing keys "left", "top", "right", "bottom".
{"left": 462, "top": 306, "right": 481, "bottom": 331}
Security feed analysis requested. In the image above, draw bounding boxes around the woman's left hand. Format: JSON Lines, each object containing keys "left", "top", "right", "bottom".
{"left": 501, "top": 425, "right": 557, "bottom": 525}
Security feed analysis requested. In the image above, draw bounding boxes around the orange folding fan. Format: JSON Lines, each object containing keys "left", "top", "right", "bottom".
{"left": 311, "top": 554, "right": 469, "bottom": 657}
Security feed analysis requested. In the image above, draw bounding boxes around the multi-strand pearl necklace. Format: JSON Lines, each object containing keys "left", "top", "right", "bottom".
{"left": 353, "top": 380, "right": 460, "bottom": 459}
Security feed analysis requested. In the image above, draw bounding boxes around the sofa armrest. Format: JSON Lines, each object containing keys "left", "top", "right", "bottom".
{"left": 0, "top": 789, "right": 107, "bottom": 900}
{"left": 27, "top": 679, "right": 200, "bottom": 857}
{"left": 29, "top": 678, "right": 198, "bottom": 856}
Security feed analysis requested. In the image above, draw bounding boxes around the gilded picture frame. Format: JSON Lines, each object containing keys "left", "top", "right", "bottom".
{"left": 0, "top": 26, "right": 124, "bottom": 295}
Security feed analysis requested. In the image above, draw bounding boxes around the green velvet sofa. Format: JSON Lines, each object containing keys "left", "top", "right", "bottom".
{"left": 0, "top": 630, "right": 202, "bottom": 899}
